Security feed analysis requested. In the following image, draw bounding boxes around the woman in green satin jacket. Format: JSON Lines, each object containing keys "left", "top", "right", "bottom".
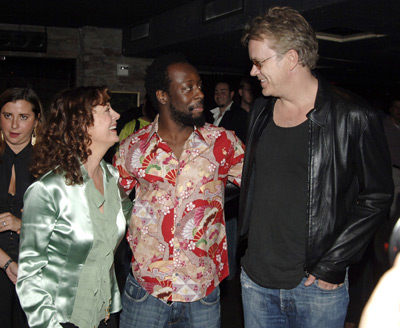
{"left": 16, "top": 86, "right": 132, "bottom": 328}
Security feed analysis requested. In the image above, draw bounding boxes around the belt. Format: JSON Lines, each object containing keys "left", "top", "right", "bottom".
{"left": 393, "top": 165, "right": 400, "bottom": 170}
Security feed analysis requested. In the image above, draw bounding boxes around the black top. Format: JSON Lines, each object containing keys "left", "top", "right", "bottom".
{"left": 242, "top": 118, "right": 309, "bottom": 289}
{"left": 218, "top": 102, "right": 248, "bottom": 143}
{"left": 0, "top": 143, "right": 34, "bottom": 260}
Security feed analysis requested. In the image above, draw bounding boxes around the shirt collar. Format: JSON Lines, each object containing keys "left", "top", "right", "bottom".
{"left": 210, "top": 101, "right": 234, "bottom": 120}
{"left": 80, "top": 160, "right": 113, "bottom": 185}
{"left": 144, "top": 115, "right": 210, "bottom": 147}
{"left": 193, "top": 125, "right": 208, "bottom": 145}
{"left": 4, "top": 142, "right": 32, "bottom": 160}
{"left": 145, "top": 114, "right": 161, "bottom": 145}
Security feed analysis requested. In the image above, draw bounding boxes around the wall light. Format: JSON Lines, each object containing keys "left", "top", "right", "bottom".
{"left": 203, "top": 0, "right": 244, "bottom": 23}
{"left": 316, "top": 32, "right": 385, "bottom": 43}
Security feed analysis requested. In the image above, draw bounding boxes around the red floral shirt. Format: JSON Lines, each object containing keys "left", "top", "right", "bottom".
{"left": 115, "top": 117, "right": 244, "bottom": 302}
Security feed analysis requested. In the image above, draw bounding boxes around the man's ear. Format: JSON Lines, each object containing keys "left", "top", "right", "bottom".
{"left": 230, "top": 91, "right": 235, "bottom": 99}
{"left": 156, "top": 90, "right": 168, "bottom": 105}
{"left": 287, "top": 49, "right": 299, "bottom": 71}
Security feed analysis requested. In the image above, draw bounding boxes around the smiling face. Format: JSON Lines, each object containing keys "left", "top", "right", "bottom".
{"left": 1, "top": 99, "right": 39, "bottom": 153}
{"left": 248, "top": 39, "right": 286, "bottom": 97}
{"left": 214, "top": 82, "right": 233, "bottom": 109}
{"left": 165, "top": 62, "right": 205, "bottom": 127}
{"left": 87, "top": 102, "right": 120, "bottom": 152}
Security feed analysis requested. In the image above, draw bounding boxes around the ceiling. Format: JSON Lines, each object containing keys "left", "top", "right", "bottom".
{"left": 1, "top": 0, "right": 400, "bottom": 98}
{"left": 0, "top": 0, "right": 195, "bottom": 29}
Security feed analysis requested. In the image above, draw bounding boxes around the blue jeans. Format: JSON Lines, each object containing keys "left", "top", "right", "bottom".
{"left": 120, "top": 272, "right": 221, "bottom": 328}
{"left": 241, "top": 269, "right": 349, "bottom": 328}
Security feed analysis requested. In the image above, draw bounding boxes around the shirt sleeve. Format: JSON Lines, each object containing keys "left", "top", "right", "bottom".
{"left": 227, "top": 132, "right": 245, "bottom": 187}
{"left": 114, "top": 138, "right": 137, "bottom": 195}
{"left": 118, "top": 183, "right": 134, "bottom": 225}
{"left": 16, "top": 181, "right": 63, "bottom": 328}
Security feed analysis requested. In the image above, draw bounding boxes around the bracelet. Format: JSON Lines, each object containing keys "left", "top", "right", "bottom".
{"left": 3, "top": 258, "right": 14, "bottom": 271}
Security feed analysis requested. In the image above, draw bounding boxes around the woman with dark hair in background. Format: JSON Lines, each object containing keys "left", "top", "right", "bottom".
{"left": 0, "top": 87, "right": 42, "bottom": 328}
{"left": 16, "top": 86, "right": 132, "bottom": 328}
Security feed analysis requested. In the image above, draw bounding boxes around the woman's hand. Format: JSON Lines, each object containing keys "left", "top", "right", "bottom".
{"left": 0, "top": 212, "right": 22, "bottom": 234}
{"left": 6, "top": 261, "right": 18, "bottom": 284}
{"left": 1, "top": 248, "right": 18, "bottom": 284}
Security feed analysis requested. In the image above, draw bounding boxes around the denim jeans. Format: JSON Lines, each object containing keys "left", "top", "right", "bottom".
{"left": 241, "top": 269, "right": 349, "bottom": 328}
{"left": 120, "top": 272, "right": 221, "bottom": 328}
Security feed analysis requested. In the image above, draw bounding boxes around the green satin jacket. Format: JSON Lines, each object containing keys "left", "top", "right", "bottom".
{"left": 16, "top": 161, "right": 132, "bottom": 328}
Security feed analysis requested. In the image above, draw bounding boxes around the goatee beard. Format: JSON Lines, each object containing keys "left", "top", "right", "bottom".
{"left": 169, "top": 103, "right": 205, "bottom": 128}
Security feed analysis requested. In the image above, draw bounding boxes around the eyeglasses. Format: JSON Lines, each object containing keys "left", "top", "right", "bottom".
{"left": 251, "top": 54, "right": 278, "bottom": 70}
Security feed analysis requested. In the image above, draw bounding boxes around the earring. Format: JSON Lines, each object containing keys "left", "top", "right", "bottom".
{"left": 31, "top": 128, "right": 37, "bottom": 145}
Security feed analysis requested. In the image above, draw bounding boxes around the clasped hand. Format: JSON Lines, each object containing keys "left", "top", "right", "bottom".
{"left": 0, "top": 212, "right": 22, "bottom": 234}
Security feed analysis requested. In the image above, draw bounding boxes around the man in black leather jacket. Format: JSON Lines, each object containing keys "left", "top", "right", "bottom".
{"left": 238, "top": 7, "right": 394, "bottom": 328}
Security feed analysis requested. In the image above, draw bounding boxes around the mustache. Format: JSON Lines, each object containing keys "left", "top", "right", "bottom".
{"left": 189, "top": 100, "right": 204, "bottom": 111}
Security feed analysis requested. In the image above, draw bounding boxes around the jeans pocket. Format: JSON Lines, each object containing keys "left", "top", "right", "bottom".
{"left": 199, "top": 286, "right": 220, "bottom": 306}
{"left": 124, "top": 274, "right": 149, "bottom": 303}
{"left": 240, "top": 269, "right": 253, "bottom": 289}
{"left": 314, "top": 279, "right": 347, "bottom": 292}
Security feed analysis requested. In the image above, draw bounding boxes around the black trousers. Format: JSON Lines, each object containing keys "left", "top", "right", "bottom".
{"left": 0, "top": 269, "right": 29, "bottom": 328}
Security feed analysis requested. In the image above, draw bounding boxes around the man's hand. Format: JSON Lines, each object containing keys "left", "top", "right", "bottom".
{"left": 304, "top": 274, "right": 343, "bottom": 289}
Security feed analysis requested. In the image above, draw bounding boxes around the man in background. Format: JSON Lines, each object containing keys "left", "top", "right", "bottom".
{"left": 237, "top": 78, "right": 255, "bottom": 113}
{"left": 211, "top": 81, "right": 248, "bottom": 142}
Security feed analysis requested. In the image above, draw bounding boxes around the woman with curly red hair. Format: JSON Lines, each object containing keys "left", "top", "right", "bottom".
{"left": 16, "top": 86, "right": 132, "bottom": 328}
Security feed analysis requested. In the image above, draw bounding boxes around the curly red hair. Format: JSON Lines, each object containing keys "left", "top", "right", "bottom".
{"left": 31, "top": 86, "right": 110, "bottom": 185}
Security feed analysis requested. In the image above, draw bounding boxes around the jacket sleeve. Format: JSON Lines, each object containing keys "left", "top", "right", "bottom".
{"left": 16, "top": 181, "right": 63, "bottom": 328}
{"left": 311, "top": 109, "right": 394, "bottom": 283}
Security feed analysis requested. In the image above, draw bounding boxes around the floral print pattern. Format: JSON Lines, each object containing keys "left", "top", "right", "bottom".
{"left": 115, "top": 117, "right": 244, "bottom": 302}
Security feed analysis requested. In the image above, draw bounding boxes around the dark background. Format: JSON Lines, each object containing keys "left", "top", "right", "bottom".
{"left": 1, "top": 0, "right": 400, "bottom": 111}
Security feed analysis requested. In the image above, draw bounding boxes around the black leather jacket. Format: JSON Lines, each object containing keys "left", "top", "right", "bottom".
{"left": 238, "top": 77, "right": 394, "bottom": 284}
